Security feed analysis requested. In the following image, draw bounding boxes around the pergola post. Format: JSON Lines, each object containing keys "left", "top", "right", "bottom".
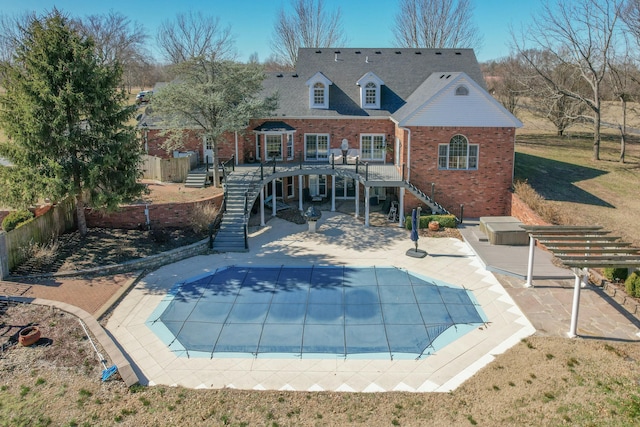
{"left": 331, "top": 175, "right": 336, "bottom": 212}
{"left": 568, "top": 268, "right": 582, "bottom": 338}
{"left": 354, "top": 183, "right": 360, "bottom": 219}
{"left": 525, "top": 235, "right": 535, "bottom": 287}
{"left": 259, "top": 187, "right": 265, "bottom": 227}
{"left": 364, "top": 186, "right": 370, "bottom": 227}
{"left": 298, "top": 175, "right": 303, "bottom": 211}
{"left": 398, "top": 187, "right": 405, "bottom": 228}
{"left": 271, "top": 179, "right": 277, "bottom": 217}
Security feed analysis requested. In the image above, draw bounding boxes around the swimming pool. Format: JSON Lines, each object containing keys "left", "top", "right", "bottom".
{"left": 146, "top": 265, "right": 487, "bottom": 360}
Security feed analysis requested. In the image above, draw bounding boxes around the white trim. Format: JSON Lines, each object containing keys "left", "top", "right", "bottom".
{"left": 360, "top": 133, "right": 386, "bottom": 161}
{"left": 304, "top": 133, "right": 330, "bottom": 161}
{"left": 357, "top": 72, "right": 384, "bottom": 109}
{"left": 306, "top": 72, "right": 333, "bottom": 109}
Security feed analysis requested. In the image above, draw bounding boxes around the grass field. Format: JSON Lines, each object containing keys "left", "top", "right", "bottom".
{"left": 515, "top": 130, "right": 640, "bottom": 246}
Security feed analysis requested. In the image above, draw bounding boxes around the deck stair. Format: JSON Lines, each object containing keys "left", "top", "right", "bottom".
{"left": 184, "top": 171, "right": 208, "bottom": 188}
{"left": 403, "top": 181, "right": 450, "bottom": 216}
{"left": 211, "top": 168, "right": 261, "bottom": 252}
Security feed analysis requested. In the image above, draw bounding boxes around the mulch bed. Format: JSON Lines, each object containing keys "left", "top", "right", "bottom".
{"left": 11, "top": 227, "right": 204, "bottom": 276}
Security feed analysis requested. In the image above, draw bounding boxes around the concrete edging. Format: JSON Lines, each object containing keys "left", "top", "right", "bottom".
{"left": 0, "top": 296, "right": 139, "bottom": 387}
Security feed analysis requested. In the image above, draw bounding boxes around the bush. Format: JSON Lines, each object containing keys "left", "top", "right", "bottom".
{"left": 625, "top": 271, "right": 640, "bottom": 298}
{"left": 404, "top": 214, "right": 457, "bottom": 230}
{"left": 2, "top": 209, "right": 34, "bottom": 232}
{"left": 513, "top": 180, "right": 564, "bottom": 224}
{"left": 603, "top": 267, "right": 629, "bottom": 282}
{"left": 189, "top": 202, "right": 219, "bottom": 234}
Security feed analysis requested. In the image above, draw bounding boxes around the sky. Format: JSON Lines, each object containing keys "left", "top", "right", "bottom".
{"left": 0, "top": 0, "right": 546, "bottom": 63}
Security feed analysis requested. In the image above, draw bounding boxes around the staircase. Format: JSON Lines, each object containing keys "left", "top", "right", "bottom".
{"left": 211, "top": 169, "right": 261, "bottom": 253}
{"left": 403, "top": 181, "right": 451, "bottom": 217}
{"left": 184, "top": 171, "right": 208, "bottom": 188}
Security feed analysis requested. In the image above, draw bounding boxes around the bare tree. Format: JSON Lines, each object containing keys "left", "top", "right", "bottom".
{"left": 606, "top": 47, "right": 640, "bottom": 163}
{"left": 513, "top": 0, "right": 624, "bottom": 160}
{"left": 393, "top": 0, "right": 482, "bottom": 50}
{"left": 75, "top": 11, "right": 149, "bottom": 92}
{"left": 156, "top": 12, "right": 234, "bottom": 64}
{"left": 271, "top": 0, "right": 347, "bottom": 68}
{"left": 0, "top": 12, "right": 36, "bottom": 63}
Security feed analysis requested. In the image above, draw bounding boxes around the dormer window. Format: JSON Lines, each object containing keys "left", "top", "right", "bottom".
{"left": 306, "top": 72, "right": 332, "bottom": 109}
{"left": 455, "top": 85, "right": 469, "bottom": 96}
{"left": 357, "top": 72, "right": 384, "bottom": 109}
{"left": 365, "top": 82, "right": 377, "bottom": 105}
{"left": 313, "top": 82, "right": 325, "bottom": 105}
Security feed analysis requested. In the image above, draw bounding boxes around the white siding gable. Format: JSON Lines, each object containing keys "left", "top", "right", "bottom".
{"left": 399, "top": 74, "right": 522, "bottom": 128}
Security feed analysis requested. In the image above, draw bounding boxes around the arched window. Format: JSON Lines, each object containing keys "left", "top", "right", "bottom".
{"left": 313, "top": 82, "right": 325, "bottom": 106}
{"left": 455, "top": 85, "right": 469, "bottom": 96}
{"left": 365, "top": 82, "right": 377, "bottom": 105}
{"left": 438, "top": 135, "right": 478, "bottom": 170}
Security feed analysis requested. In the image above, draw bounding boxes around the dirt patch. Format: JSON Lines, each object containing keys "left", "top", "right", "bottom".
{"left": 133, "top": 180, "right": 223, "bottom": 204}
{"left": 1, "top": 305, "right": 639, "bottom": 426}
{"left": 11, "top": 227, "right": 205, "bottom": 276}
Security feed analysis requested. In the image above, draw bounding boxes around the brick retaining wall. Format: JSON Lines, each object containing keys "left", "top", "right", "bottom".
{"left": 85, "top": 194, "right": 223, "bottom": 230}
{"left": 510, "top": 193, "right": 550, "bottom": 226}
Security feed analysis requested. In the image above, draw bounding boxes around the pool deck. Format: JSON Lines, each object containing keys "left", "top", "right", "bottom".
{"left": 105, "top": 212, "right": 552, "bottom": 392}
{"left": 4, "top": 211, "right": 639, "bottom": 392}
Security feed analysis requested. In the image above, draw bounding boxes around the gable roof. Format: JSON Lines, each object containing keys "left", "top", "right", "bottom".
{"left": 392, "top": 72, "right": 522, "bottom": 128}
{"left": 262, "top": 48, "right": 485, "bottom": 118}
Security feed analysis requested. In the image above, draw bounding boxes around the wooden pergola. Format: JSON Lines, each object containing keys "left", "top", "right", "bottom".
{"left": 521, "top": 225, "right": 640, "bottom": 338}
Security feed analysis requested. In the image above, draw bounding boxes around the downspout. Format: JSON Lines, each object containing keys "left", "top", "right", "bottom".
{"left": 401, "top": 126, "right": 411, "bottom": 181}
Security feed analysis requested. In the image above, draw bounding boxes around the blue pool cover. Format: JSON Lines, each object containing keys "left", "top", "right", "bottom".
{"left": 146, "top": 266, "right": 487, "bottom": 360}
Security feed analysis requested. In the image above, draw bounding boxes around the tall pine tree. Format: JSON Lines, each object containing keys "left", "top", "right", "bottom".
{"left": 0, "top": 10, "right": 145, "bottom": 235}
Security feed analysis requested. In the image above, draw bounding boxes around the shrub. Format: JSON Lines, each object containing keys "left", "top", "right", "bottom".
{"left": 189, "top": 202, "right": 219, "bottom": 234}
{"left": 513, "top": 180, "right": 564, "bottom": 224}
{"left": 625, "top": 271, "right": 640, "bottom": 298}
{"left": 2, "top": 209, "right": 34, "bottom": 232}
{"left": 404, "top": 214, "right": 457, "bottom": 230}
{"left": 603, "top": 267, "right": 629, "bottom": 282}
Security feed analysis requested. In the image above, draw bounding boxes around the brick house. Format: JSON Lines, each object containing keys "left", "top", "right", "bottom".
{"left": 140, "top": 48, "right": 521, "bottom": 220}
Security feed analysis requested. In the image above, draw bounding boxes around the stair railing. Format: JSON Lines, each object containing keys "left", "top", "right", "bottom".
{"left": 403, "top": 168, "right": 454, "bottom": 218}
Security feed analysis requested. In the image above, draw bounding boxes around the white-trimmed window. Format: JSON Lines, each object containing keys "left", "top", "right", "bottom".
{"left": 309, "top": 175, "right": 327, "bottom": 197}
{"left": 313, "top": 83, "right": 325, "bottom": 105}
{"left": 255, "top": 134, "right": 261, "bottom": 161}
{"left": 306, "top": 72, "right": 332, "bottom": 109}
{"left": 357, "top": 72, "right": 384, "bottom": 109}
{"left": 360, "top": 134, "right": 386, "bottom": 161}
{"left": 286, "top": 133, "right": 294, "bottom": 160}
{"left": 266, "top": 134, "right": 283, "bottom": 160}
{"left": 305, "top": 134, "right": 329, "bottom": 161}
{"left": 365, "top": 82, "right": 377, "bottom": 105}
{"left": 438, "top": 135, "right": 478, "bottom": 170}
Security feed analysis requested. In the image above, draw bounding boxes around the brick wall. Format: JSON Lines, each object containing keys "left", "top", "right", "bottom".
{"left": 85, "top": 194, "right": 223, "bottom": 229}
{"left": 145, "top": 120, "right": 516, "bottom": 219}
{"left": 403, "top": 126, "right": 515, "bottom": 218}
{"left": 510, "top": 193, "right": 550, "bottom": 225}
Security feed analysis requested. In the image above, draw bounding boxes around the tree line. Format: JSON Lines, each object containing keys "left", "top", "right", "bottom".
{"left": 486, "top": 0, "right": 640, "bottom": 163}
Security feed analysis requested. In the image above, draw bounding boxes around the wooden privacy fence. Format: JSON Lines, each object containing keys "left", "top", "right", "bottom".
{"left": 140, "top": 154, "right": 196, "bottom": 182}
{"left": 0, "top": 198, "right": 76, "bottom": 277}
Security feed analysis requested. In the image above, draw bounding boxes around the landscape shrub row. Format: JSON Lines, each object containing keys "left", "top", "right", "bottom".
{"left": 1, "top": 209, "right": 34, "bottom": 232}
{"left": 404, "top": 214, "right": 457, "bottom": 230}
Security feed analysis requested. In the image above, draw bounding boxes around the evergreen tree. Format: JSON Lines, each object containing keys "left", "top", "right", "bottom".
{"left": 0, "top": 10, "right": 145, "bottom": 235}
